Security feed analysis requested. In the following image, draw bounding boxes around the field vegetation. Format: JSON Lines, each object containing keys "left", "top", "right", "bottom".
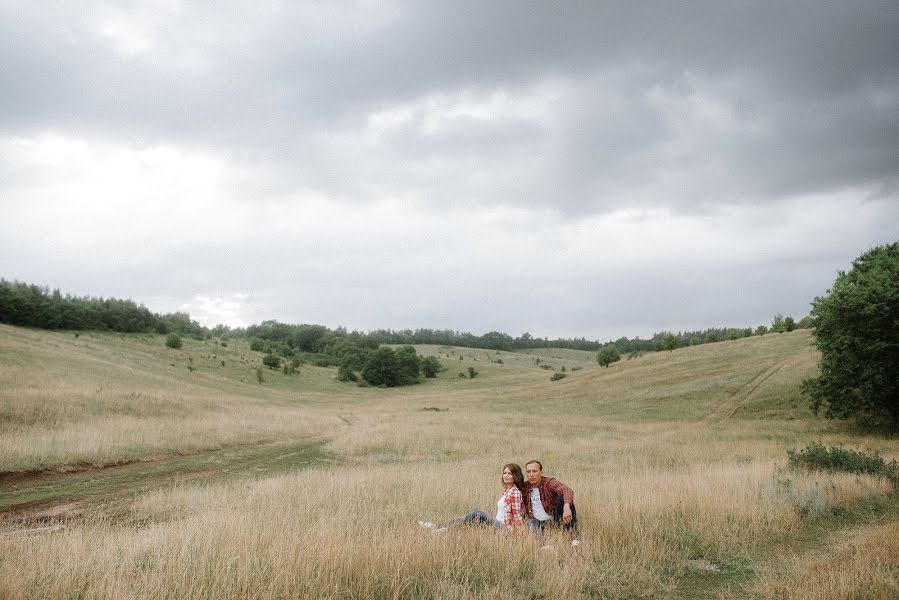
{"left": 0, "top": 324, "right": 897, "bottom": 599}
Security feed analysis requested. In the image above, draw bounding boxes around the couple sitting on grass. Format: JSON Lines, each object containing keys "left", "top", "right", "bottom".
{"left": 418, "top": 460, "right": 580, "bottom": 549}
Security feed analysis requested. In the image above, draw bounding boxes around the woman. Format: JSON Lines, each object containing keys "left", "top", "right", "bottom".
{"left": 418, "top": 463, "right": 526, "bottom": 532}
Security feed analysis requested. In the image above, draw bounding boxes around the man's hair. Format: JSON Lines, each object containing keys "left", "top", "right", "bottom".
{"left": 525, "top": 459, "right": 543, "bottom": 471}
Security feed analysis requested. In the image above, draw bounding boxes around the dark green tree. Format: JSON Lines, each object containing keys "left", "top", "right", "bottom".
{"left": 421, "top": 356, "right": 441, "bottom": 378}
{"left": 362, "top": 347, "right": 401, "bottom": 386}
{"left": 394, "top": 345, "right": 421, "bottom": 384}
{"left": 803, "top": 243, "right": 899, "bottom": 431}
{"left": 597, "top": 345, "right": 621, "bottom": 367}
{"left": 658, "top": 332, "right": 679, "bottom": 352}
{"left": 262, "top": 353, "right": 281, "bottom": 369}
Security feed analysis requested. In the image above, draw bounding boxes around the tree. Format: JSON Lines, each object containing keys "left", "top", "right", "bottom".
{"left": 784, "top": 316, "right": 796, "bottom": 332}
{"left": 362, "top": 347, "right": 401, "bottom": 387}
{"left": 421, "top": 356, "right": 441, "bottom": 378}
{"left": 262, "top": 353, "right": 281, "bottom": 369}
{"left": 597, "top": 345, "right": 621, "bottom": 368}
{"left": 395, "top": 345, "right": 421, "bottom": 385}
{"left": 772, "top": 313, "right": 786, "bottom": 333}
{"left": 658, "top": 332, "right": 679, "bottom": 352}
{"left": 803, "top": 243, "right": 899, "bottom": 431}
{"left": 165, "top": 333, "right": 183, "bottom": 349}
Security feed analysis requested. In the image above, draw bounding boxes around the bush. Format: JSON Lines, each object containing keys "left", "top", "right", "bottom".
{"left": 597, "top": 345, "right": 621, "bottom": 368}
{"left": 362, "top": 347, "right": 401, "bottom": 387}
{"left": 787, "top": 443, "right": 898, "bottom": 488}
{"left": 337, "top": 363, "right": 357, "bottom": 382}
{"left": 262, "top": 353, "right": 281, "bottom": 369}
{"left": 467, "top": 366, "right": 478, "bottom": 379}
{"left": 421, "top": 356, "right": 441, "bottom": 378}
{"left": 256, "top": 368, "right": 264, "bottom": 384}
{"left": 395, "top": 345, "right": 421, "bottom": 385}
{"left": 165, "top": 333, "right": 182, "bottom": 349}
{"left": 249, "top": 339, "right": 265, "bottom": 352}
{"left": 550, "top": 372, "right": 567, "bottom": 381}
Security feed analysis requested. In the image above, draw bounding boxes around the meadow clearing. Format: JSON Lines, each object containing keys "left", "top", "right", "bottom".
{"left": 0, "top": 323, "right": 897, "bottom": 599}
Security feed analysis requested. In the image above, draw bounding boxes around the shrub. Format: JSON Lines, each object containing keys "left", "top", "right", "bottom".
{"left": 457, "top": 372, "right": 466, "bottom": 378}
{"left": 337, "top": 363, "right": 357, "bottom": 382}
{"left": 395, "top": 345, "right": 421, "bottom": 385}
{"left": 467, "top": 367, "right": 478, "bottom": 379}
{"left": 283, "top": 363, "right": 298, "bottom": 375}
{"left": 165, "top": 333, "right": 183, "bottom": 349}
{"left": 249, "top": 339, "right": 265, "bottom": 352}
{"left": 256, "top": 368, "right": 264, "bottom": 384}
{"left": 539, "top": 364, "right": 553, "bottom": 370}
{"left": 787, "top": 443, "right": 898, "bottom": 488}
{"left": 550, "top": 372, "right": 567, "bottom": 381}
{"left": 362, "top": 347, "right": 401, "bottom": 387}
{"left": 421, "top": 356, "right": 441, "bottom": 378}
{"left": 597, "top": 345, "right": 621, "bottom": 368}
{"left": 262, "top": 353, "right": 281, "bottom": 370}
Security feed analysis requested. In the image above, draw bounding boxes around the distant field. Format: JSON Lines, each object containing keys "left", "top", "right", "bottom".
{"left": 1, "top": 324, "right": 897, "bottom": 599}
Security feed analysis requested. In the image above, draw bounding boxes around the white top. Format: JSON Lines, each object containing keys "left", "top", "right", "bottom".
{"left": 530, "top": 487, "right": 551, "bottom": 521}
{"left": 495, "top": 494, "right": 506, "bottom": 522}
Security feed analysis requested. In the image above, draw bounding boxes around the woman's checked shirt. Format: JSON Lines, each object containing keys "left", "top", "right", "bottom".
{"left": 497, "top": 486, "right": 524, "bottom": 528}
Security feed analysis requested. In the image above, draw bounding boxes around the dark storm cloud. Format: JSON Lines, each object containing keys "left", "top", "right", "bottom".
{"left": 1, "top": 0, "right": 896, "bottom": 215}
{"left": 1, "top": 1, "right": 897, "bottom": 335}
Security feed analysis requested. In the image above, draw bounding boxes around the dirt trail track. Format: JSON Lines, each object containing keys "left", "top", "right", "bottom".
{"left": 0, "top": 437, "right": 327, "bottom": 535}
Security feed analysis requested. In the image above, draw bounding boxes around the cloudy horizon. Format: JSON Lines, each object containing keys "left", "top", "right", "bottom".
{"left": 1, "top": 1, "right": 897, "bottom": 340}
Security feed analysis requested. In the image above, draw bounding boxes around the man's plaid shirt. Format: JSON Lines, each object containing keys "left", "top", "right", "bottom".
{"left": 500, "top": 486, "right": 524, "bottom": 527}
{"left": 523, "top": 476, "right": 574, "bottom": 517}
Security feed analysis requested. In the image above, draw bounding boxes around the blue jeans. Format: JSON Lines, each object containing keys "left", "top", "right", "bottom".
{"left": 441, "top": 510, "right": 503, "bottom": 529}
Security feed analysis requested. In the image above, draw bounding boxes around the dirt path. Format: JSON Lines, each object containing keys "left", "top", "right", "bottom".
{"left": 0, "top": 437, "right": 329, "bottom": 535}
{"left": 703, "top": 358, "right": 790, "bottom": 423}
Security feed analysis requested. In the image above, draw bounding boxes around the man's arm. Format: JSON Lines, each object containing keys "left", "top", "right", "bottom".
{"left": 547, "top": 477, "right": 575, "bottom": 524}
{"left": 547, "top": 477, "right": 574, "bottom": 505}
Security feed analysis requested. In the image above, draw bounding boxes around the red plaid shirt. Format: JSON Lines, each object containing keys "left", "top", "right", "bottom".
{"left": 499, "top": 486, "right": 524, "bottom": 527}
{"left": 523, "top": 476, "right": 574, "bottom": 517}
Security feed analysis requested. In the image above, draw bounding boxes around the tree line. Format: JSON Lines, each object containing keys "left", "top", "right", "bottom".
{"left": 0, "top": 279, "right": 204, "bottom": 336}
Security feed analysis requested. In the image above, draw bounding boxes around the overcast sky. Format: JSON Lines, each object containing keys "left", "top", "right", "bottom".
{"left": 1, "top": 1, "right": 897, "bottom": 340}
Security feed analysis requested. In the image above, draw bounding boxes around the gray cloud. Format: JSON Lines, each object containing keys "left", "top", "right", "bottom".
{"left": 1, "top": 1, "right": 897, "bottom": 336}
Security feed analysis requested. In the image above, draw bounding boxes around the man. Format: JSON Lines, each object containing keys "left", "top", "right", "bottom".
{"left": 523, "top": 460, "right": 580, "bottom": 547}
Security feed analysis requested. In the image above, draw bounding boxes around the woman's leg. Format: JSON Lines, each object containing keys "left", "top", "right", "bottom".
{"left": 439, "top": 510, "right": 502, "bottom": 529}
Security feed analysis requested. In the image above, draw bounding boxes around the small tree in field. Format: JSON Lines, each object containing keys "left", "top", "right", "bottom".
{"left": 597, "top": 346, "right": 621, "bottom": 368}
{"left": 262, "top": 353, "right": 281, "bottom": 370}
{"left": 165, "top": 333, "right": 182, "bottom": 349}
{"left": 803, "top": 243, "right": 899, "bottom": 431}
{"left": 421, "top": 356, "right": 441, "bottom": 378}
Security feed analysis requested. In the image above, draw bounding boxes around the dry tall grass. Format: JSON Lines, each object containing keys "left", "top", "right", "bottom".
{"left": 1, "top": 325, "right": 897, "bottom": 598}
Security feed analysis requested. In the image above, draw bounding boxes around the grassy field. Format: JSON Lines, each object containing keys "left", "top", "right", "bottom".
{"left": 0, "top": 323, "right": 897, "bottom": 599}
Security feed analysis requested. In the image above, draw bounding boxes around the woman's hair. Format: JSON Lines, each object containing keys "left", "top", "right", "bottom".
{"left": 502, "top": 463, "right": 526, "bottom": 495}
